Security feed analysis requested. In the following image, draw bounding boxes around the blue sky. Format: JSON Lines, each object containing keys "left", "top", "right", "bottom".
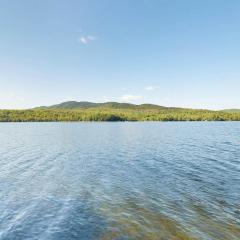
{"left": 0, "top": 0, "right": 240, "bottom": 109}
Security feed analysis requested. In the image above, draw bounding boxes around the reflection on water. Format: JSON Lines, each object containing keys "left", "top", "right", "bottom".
{"left": 0, "top": 122, "right": 240, "bottom": 239}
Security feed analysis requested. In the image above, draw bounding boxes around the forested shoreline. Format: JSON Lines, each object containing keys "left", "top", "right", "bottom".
{"left": 1, "top": 109, "right": 240, "bottom": 122}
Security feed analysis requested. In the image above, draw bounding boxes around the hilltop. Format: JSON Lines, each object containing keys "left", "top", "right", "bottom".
{"left": 36, "top": 101, "right": 180, "bottom": 110}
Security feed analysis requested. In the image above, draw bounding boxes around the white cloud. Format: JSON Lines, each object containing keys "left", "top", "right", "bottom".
{"left": 78, "top": 35, "right": 96, "bottom": 44}
{"left": 120, "top": 94, "right": 143, "bottom": 101}
{"left": 79, "top": 37, "right": 88, "bottom": 44}
{"left": 145, "top": 86, "right": 159, "bottom": 91}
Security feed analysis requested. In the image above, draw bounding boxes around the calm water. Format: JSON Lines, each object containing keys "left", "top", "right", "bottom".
{"left": 0, "top": 122, "right": 239, "bottom": 240}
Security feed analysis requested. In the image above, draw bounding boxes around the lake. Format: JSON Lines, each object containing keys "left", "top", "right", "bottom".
{"left": 0, "top": 122, "right": 239, "bottom": 240}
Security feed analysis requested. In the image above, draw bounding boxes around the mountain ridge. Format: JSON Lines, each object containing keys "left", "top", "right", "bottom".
{"left": 35, "top": 101, "right": 240, "bottom": 112}
{"left": 35, "top": 101, "right": 184, "bottom": 110}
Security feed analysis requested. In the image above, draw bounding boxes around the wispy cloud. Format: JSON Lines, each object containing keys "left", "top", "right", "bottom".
{"left": 145, "top": 86, "right": 159, "bottom": 91}
{"left": 120, "top": 94, "right": 143, "bottom": 101}
{"left": 78, "top": 35, "right": 96, "bottom": 44}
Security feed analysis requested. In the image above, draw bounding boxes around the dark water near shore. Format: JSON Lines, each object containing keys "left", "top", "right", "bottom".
{"left": 0, "top": 122, "right": 239, "bottom": 240}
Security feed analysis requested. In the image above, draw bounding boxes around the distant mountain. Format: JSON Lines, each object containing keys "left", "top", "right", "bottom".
{"left": 37, "top": 101, "right": 177, "bottom": 110}
{"left": 47, "top": 101, "right": 98, "bottom": 109}
{"left": 35, "top": 101, "right": 240, "bottom": 113}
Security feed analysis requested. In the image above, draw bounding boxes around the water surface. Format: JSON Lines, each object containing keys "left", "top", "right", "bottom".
{"left": 0, "top": 122, "right": 239, "bottom": 239}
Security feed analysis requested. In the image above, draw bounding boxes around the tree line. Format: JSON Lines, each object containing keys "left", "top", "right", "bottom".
{"left": 0, "top": 109, "right": 240, "bottom": 122}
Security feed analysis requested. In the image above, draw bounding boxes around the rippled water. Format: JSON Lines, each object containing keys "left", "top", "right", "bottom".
{"left": 0, "top": 122, "right": 240, "bottom": 240}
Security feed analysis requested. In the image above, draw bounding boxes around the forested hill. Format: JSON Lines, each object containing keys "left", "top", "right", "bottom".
{"left": 36, "top": 101, "right": 175, "bottom": 110}
{"left": 1, "top": 101, "right": 240, "bottom": 122}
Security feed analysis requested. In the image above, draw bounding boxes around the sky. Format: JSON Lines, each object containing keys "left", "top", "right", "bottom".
{"left": 0, "top": 0, "right": 240, "bottom": 110}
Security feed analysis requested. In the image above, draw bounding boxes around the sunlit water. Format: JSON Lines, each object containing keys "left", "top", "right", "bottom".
{"left": 0, "top": 122, "right": 239, "bottom": 240}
